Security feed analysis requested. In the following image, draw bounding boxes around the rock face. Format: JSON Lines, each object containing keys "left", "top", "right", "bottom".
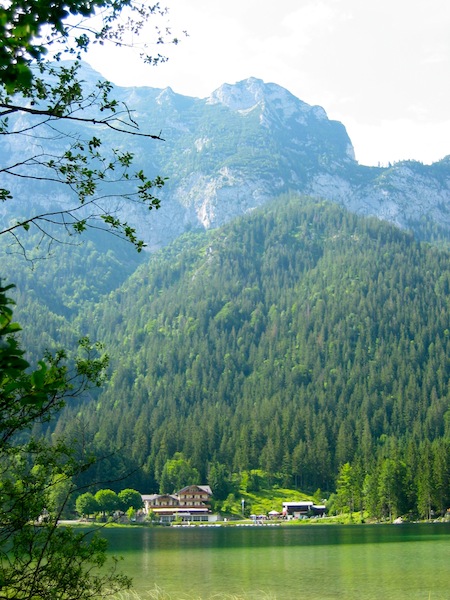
{"left": 119, "top": 75, "right": 449, "bottom": 249}
{"left": 2, "top": 65, "right": 449, "bottom": 249}
{"left": 307, "top": 161, "right": 450, "bottom": 232}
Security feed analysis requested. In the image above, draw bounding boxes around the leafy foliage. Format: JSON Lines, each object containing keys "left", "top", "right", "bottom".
{"left": 118, "top": 488, "right": 144, "bottom": 511}
{"left": 0, "top": 1, "right": 185, "bottom": 255}
{"left": 159, "top": 453, "right": 199, "bottom": 494}
{"left": 76, "top": 491, "right": 100, "bottom": 517}
{"left": 0, "top": 3, "right": 184, "bottom": 598}
{"left": 95, "top": 488, "right": 120, "bottom": 515}
{"left": 0, "top": 0, "right": 178, "bottom": 93}
{"left": 0, "top": 282, "right": 108, "bottom": 445}
{"left": 0, "top": 281, "right": 131, "bottom": 599}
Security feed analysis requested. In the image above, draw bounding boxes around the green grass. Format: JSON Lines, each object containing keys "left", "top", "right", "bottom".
{"left": 115, "top": 588, "right": 276, "bottom": 600}
{"left": 216, "top": 472, "right": 323, "bottom": 518}
{"left": 241, "top": 487, "right": 313, "bottom": 515}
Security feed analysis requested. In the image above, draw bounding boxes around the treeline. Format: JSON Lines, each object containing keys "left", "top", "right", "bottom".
{"left": 332, "top": 437, "right": 450, "bottom": 521}
{"left": 7, "top": 196, "right": 450, "bottom": 519}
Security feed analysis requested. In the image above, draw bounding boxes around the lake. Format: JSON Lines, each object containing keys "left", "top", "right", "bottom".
{"left": 100, "top": 523, "right": 450, "bottom": 600}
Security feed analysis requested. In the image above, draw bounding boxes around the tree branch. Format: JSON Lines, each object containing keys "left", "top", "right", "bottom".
{"left": 0, "top": 102, "right": 165, "bottom": 140}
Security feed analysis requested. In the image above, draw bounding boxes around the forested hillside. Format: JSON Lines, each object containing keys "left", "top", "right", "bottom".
{"left": 1, "top": 229, "right": 144, "bottom": 364}
{"left": 37, "top": 196, "right": 450, "bottom": 518}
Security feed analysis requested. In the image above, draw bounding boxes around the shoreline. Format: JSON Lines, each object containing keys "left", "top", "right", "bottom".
{"left": 60, "top": 516, "right": 450, "bottom": 529}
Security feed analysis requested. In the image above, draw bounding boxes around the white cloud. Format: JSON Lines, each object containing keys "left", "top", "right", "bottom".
{"left": 345, "top": 116, "right": 450, "bottom": 166}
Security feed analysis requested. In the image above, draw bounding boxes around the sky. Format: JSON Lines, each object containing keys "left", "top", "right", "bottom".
{"left": 87, "top": 0, "right": 450, "bottom": 167}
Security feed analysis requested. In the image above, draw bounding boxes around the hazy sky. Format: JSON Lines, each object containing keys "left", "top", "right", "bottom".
{"left": 88, "top": 0, "right": 450, "bottom": 167}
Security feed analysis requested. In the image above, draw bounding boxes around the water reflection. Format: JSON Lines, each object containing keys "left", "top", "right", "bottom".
{"left": 100, "top": 524, "right": 450, "bottom": 600}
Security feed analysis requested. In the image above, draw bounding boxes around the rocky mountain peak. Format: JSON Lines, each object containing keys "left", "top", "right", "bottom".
{"left": 207, "top": 77, "right": 267, "bottom": 111}
{"left": 156, "top": 87, "right": 176, "bottom": 105}
{"left": 207, "top": 77, "right": 328, "bottom": 123}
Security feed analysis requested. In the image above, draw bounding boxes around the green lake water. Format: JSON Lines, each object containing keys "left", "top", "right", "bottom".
{"left": 101, "top": 523, "right": 450, "bottom": 599}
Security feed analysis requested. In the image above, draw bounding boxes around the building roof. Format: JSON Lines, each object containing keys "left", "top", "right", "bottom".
{"left": 178, "top": 485, "right": 212, "bottom": 496}
{"left": 142, "top": 494, "right": 178, "bottom": 502}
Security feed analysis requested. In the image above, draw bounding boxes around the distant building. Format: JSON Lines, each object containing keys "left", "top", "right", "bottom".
{"left": 142, "top": 485, "right": 218, "bottom": 523}
{"left": 282, "top": 501, "right": 326, "bottom": 518}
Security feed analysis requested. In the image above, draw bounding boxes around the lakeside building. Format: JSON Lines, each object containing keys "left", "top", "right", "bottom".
{"left": 282, "top": 501, "right": 326, "bottom": 519}
{"left": 142, "top": 485, "right": 220, "bottom": 523}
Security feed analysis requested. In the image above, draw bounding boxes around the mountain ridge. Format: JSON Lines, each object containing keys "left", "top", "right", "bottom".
{"left": 91, "top": 65, "right": 450, "bottom": 249}
{"left": 1, "top": 61, "right": 449, "bottom": 252}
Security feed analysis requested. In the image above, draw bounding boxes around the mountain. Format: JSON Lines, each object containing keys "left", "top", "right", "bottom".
{"left": 113, "top": 73, "right": 450, "bottom": 249}
{"left": 1, "top": 63, "right": 449, "bottom": 251}
{"left": 3, "top": 65, "right": 450, "bottom": 516}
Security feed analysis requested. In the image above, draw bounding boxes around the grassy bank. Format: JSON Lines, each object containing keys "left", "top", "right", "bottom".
{"left": 115, "top": 589, "right": 276, "bottom": 600}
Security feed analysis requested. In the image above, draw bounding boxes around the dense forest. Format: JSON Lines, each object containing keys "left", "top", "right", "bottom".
{"left": 0, "top": 228, "right": 144, "bottom": 364}
{"left": 4, "top": 195, "right": 450, "bottom": 520}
